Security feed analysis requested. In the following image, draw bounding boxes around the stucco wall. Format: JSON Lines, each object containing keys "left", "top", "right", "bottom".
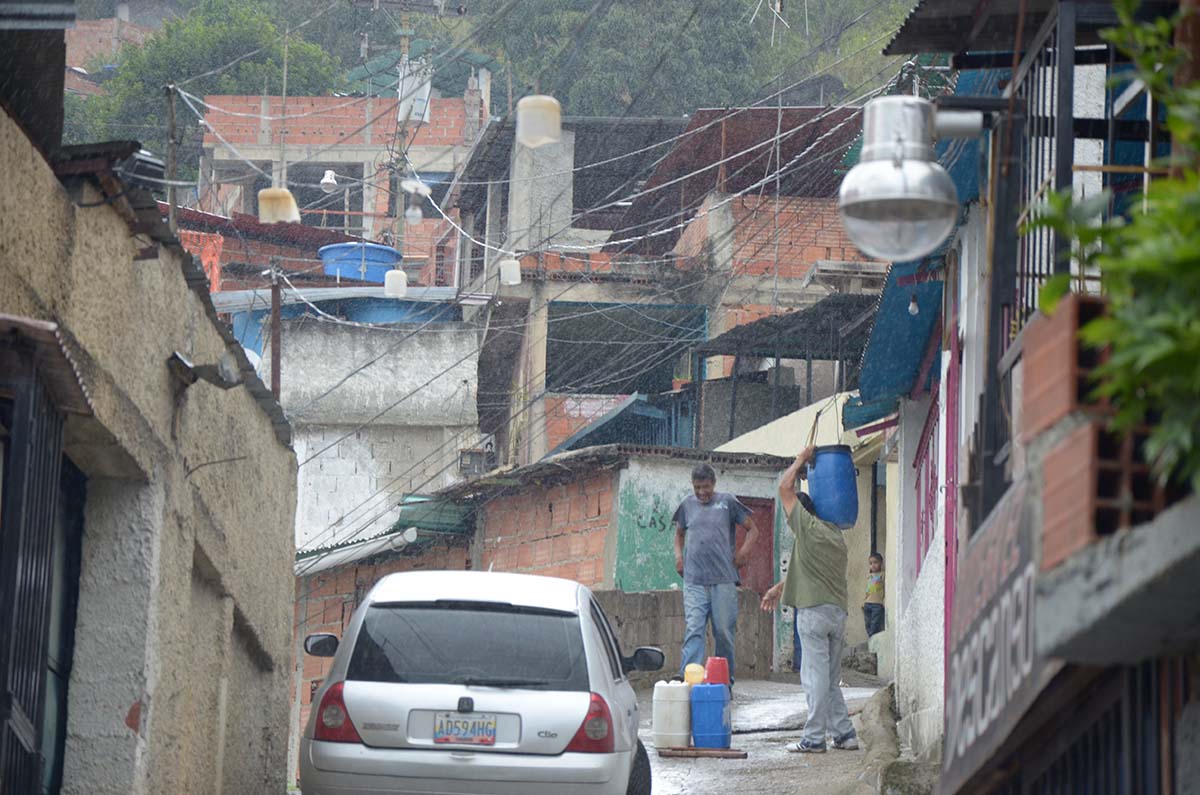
{"left": 613, "top": 458, "right": 779, "bottom": 592}
{"left": 870, "top": 459, "right": 902, "bottom": 681}
{"left": 1, "top": 107, "right": 297, "bottom": 794}
{"left": 894, "top": 387, "right": 944, "bottom": 761}
{"left": 274, "top": 319, "right": 480, "bottom": 427}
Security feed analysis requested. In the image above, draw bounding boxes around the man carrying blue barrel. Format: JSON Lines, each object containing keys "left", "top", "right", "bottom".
{"left": 760, "top": 446, "right": 858, "bottom": 753}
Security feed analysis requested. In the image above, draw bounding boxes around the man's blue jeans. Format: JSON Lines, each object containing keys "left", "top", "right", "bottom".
{"left": 681, "top": 582, "right": 738, "bottom": 679}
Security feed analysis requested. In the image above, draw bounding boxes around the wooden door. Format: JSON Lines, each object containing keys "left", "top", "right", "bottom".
{"left": 735, "top": 497, "right": 775, "bottom": 596}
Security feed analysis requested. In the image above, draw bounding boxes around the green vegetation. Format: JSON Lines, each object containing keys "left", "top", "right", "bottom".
{"left": 1032, "top": 0, "right": 1200, "bottom": 491}
{"left": 64, "top": 0, "right": 341, "bottom": 171}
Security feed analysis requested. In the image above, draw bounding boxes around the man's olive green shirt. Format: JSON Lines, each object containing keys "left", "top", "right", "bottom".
{"left": 782, "top": 501, "right": 848, "bottom": 612}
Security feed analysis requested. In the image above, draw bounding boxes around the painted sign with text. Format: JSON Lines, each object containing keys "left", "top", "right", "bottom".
{"left": 939, "top": 479, "right": 1056, "bottom": 794}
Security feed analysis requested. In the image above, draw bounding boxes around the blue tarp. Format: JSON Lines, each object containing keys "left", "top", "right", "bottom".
{"left": 842, "top": 70, "right": 1004, "bottom": 430}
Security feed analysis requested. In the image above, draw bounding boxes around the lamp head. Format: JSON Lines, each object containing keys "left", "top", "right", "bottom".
{"left": 838, "top": 96, "right": 957, "bottom": 262}
{"left": 320, "top": 170, "right": 338, "bottom": 193}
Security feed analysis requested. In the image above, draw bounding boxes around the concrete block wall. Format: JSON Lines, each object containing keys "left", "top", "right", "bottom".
{"left": 293, "top": 424, "right": 470, "bottom": 551}
{"left": 594, "top": 588, "right": 775, "bottom": 683}
{"left": 480, "top": 470, "right": 620, "bottom": 585}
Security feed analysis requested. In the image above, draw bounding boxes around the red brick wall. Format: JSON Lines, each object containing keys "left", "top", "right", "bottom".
{"left": 66, "top": 18, "right": 151, "bottom": 68}
{"left": 544, "top": 393, "right": 628, "bottom": 452}
{"left": 178, "top": 230, "right": 224, "bottom": 291}
{"left": 731, "top": 195, "right": 870, "bottom": 278}
{"left": 292, "top": 541, "right": 472, "bottom": 778}
{"left": 202, "top": 95, "right": 469, "bottom": 150}
{"left": 479, "top": 471, "right": 617, "bottom": 586}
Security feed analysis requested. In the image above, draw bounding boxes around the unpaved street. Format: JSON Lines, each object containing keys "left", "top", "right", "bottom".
{"left": 638, "top": 680, "right": 880, "bottom": 794}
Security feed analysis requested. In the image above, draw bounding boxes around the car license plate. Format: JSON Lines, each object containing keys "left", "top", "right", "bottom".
{"left": 433, "top": 712, "right": 498, "bottom": 746}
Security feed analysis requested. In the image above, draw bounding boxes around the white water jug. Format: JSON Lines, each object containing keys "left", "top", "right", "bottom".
{"left": 652, "top": 680, "right": 691, "bottom": 749}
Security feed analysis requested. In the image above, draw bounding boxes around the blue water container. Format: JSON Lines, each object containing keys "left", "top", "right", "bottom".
{"left": 318, "top": 242, "right": 401, "bottom": 283}
{"left": 690, "top": 683, "right": 731, "bottom": 749}
{"left": 807, "top": 444, "right": 858, "bottom": 528}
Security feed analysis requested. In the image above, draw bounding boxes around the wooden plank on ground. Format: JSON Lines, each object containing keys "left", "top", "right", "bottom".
{"left": 656, "top": 747, "right": 747, "bottom": 759}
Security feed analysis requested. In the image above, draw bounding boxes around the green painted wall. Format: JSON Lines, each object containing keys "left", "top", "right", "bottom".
{"left": 613, "top": 458, "right": 779, "bottom": 593}
{"left": 614, "top": 475, "right": 688, "bottom": 592}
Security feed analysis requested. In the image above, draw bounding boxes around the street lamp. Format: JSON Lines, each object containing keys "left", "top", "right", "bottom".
{"left": 838, "top": 96, "right": 983, "bottom": 262}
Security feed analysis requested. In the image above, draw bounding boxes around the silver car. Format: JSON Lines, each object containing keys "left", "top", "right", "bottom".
{"left": 299, "top": 570, "right": 664, "bottom": 795}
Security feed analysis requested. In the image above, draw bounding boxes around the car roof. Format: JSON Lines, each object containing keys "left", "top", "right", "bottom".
{"left": 368, "top": 570, "right": 586, "bottom": 613}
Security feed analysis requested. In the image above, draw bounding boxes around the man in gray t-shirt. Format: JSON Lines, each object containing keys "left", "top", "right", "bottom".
{"left": 672, "top": 463, "right": 759, "bottom": 681}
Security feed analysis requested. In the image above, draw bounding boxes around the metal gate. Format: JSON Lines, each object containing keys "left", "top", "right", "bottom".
{"left": 0, "top": 349, "right": 67, "bottom": 792}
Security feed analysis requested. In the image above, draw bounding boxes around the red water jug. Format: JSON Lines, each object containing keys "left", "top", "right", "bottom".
{"left": 704, "top": 656, "right": 730, "bottom": 687}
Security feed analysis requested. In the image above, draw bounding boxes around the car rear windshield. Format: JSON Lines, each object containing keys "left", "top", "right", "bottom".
{"left": 347, "top": 602, "right": 590, "bottom": 691}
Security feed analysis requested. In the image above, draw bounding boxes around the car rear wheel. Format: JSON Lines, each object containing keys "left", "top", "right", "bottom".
{"left": 626, "top": 739, "right": 651, "bottom": 795}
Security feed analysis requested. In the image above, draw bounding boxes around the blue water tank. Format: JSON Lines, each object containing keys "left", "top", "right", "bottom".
{"left": 318, "top": 242, "right": 401, "bottom": 283}
{"left": 807, "top": 444, "right": 858, "bottom": 528}
{"left": 690, "top": 683, "right": 731, "bottom": 749}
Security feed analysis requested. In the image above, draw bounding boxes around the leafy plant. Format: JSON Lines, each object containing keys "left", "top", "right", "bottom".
{"left": 1030, "top": 0, "right": 1200, "bottom": 491}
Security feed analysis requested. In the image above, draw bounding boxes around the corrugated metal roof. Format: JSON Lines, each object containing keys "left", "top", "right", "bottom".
{"left": 450, "top": 115, "right": 688, "bottom": 216}
{"left": 210, "top": 285, "right": 458, "bottom": 314}
{"left": 0, "top": 1, "right": 76, "bottom": 29}
{"left": 694, "top": 293, "right": 878, "bottom": 360}
{"left": 437, "top": 444, "right": 793, "bottom": 501}
{"left": 0, "top": 314, "right": 92, "bottom": 415}
{"left": 609, "top": 106, "right": 862, "bottom": 255}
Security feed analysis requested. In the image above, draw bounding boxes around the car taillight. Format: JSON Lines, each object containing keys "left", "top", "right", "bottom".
{"left": 564, "top": 693, "right": 614, "bottom": 753}
{"left": 314, "top": 682, "right": 362, "bottom": 744}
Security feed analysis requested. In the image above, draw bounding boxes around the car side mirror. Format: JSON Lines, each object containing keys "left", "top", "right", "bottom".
{"left": 304, "top": 632, "right": 339, "bottom": 657}
{"left": 623, "top": 646, "right": 665, "bottom": 674}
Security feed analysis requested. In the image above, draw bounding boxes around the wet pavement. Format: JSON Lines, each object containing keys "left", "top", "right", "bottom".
{"left": 638, "top": 679, "right": 881, "bottom": 794}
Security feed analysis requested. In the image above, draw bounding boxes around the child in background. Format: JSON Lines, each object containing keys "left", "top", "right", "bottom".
{"left": 863, "top": 553, "right": 885, "bottom": 637}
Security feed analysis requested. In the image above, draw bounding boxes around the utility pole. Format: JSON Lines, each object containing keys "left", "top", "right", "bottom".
{"left": 270, "top": 261, "right": 282, "bottom": 400}
{"left": 278, "top": 27, "right": 290, "bottom": 189}
{"left": 165, "top": 83, "right": 178, "bottom": 233}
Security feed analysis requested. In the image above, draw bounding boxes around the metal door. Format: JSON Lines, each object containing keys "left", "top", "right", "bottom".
{"left": 735, "top": 497, "right": 775, "bottom": 596}
{"left": 0, "top": 370, "right": 65, "bottom": 793}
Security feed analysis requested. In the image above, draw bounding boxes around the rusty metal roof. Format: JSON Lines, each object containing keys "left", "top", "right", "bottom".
{"left": 437, "top": 444, "right": 791, "bottom": 501}
{"left": 609, "top": 106, "right": 862, "bottom": 255}
{"left": 0, "top": 314, "right": 92, "bottom": 415}
{"left": 883, "top": 0, "right": 1175, "bottom": 57}
{"left": 693, "top": 292, "right": 878, "bottom": 360}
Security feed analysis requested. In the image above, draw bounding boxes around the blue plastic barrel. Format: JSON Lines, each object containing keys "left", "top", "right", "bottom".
{"left": 807, "top": 444, "right": 858, "bottom": 528}
{"left": 318, "top": 242, "right": 401, "bottom": 283}
{"left": 690, "top": 683, "right": 731, "bottom": 749}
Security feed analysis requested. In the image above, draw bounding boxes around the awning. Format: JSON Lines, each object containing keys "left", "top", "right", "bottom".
{"left": 694, "top": 293, "right": 878, "bottom": 360}
{"left": 715, "top": 391, "right": 862, "bottom": 455}
{"left": 0, "top": 314, "right": 92, "bottom": 415}
{"left": 386, "top": 496, "right": 475, "bottom": 535}
{"left": 852, "top": 261, "right": 943, "bottom": 409}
